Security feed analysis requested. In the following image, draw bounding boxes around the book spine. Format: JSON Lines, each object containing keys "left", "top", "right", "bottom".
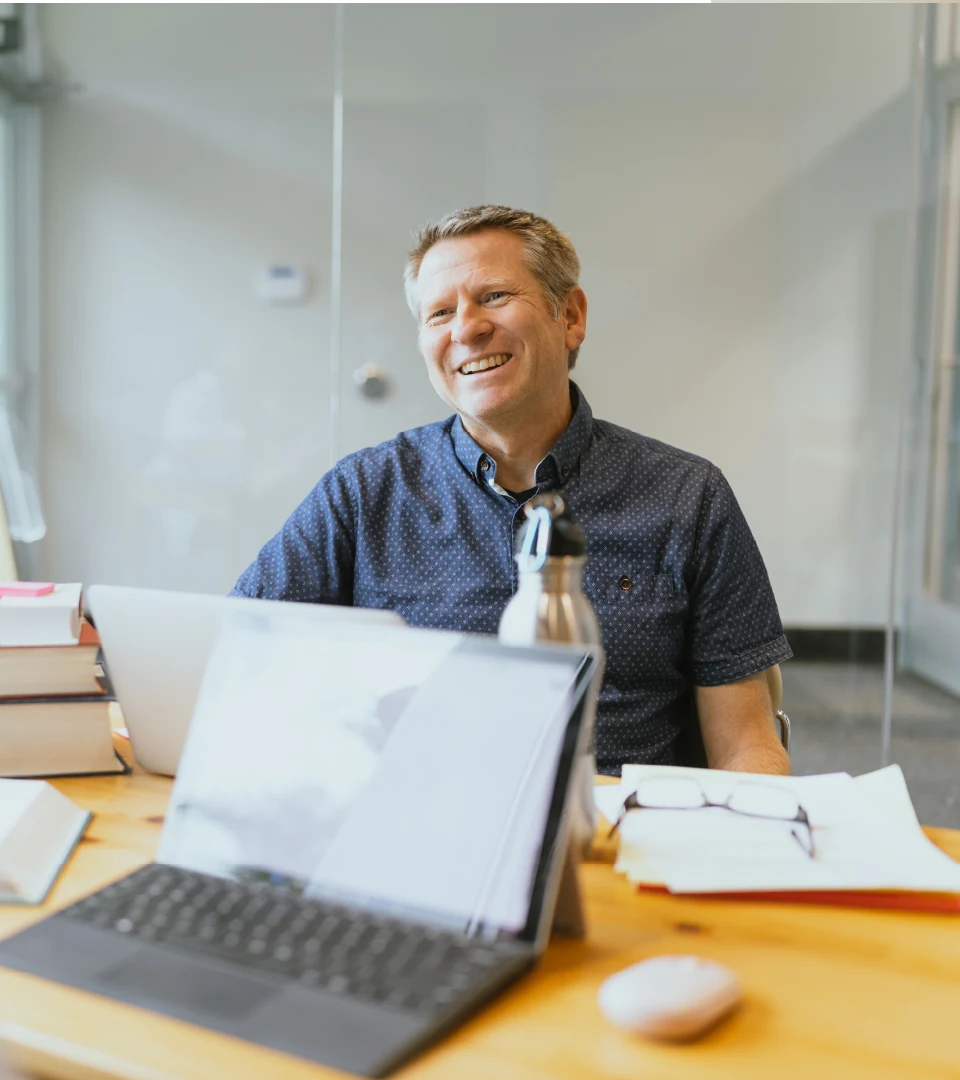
{"left": 0, "top": 693, "right": 115, "bottom": 706}
{"left": 94, "top": 648, "right": 114, "bottom": 696}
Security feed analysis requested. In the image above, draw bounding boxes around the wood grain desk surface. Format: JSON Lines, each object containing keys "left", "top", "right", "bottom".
{"left": 1, "top": 763, "right": 959, "bottom": 1080}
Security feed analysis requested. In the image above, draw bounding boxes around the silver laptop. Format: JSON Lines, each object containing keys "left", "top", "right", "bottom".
{"left": 86, "top": 585, "right": 403, "bottom": 775}
{"left": 0, "top": 613, "right": 600, "bottom": 1077}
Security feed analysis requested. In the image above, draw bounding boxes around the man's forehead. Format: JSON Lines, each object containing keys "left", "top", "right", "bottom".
{"left": 417, "top": 232, "right": 529, "bottom": 296}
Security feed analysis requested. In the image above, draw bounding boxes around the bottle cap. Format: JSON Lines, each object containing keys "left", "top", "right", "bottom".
{"left": 515, "top": 493, "right": 587, "bottom": 567}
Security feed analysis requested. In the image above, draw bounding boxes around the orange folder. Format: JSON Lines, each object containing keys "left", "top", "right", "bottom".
{"left": 636, "top": 883, "right": 960, "bottom": 914}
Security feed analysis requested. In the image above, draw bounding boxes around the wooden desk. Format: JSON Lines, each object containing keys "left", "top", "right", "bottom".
{"left": 1, "top": 770, "right": 960, "bottom": 1080}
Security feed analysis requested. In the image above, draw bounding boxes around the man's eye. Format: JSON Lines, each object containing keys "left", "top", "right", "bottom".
{"left": 427, "top": 309, "right": 453, "bottom": 322}
{"left": 485, "top": 291, "right": 509, "bottom": 302}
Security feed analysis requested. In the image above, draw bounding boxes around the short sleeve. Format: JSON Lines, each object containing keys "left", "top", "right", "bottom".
{"left": 686, "top": 467, "right": 792, "bottom": 686}
{"left": 229, "top": 465, "right": 356, "bottom": 604}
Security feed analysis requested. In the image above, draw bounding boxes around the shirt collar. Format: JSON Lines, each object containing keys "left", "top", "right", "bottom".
{"left": 450, "top": 380, "right": 594, "bottom": 487}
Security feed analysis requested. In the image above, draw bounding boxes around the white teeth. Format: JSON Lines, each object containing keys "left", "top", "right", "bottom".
{"left": 461, "top": 354, "right": 509, "bottom": 375}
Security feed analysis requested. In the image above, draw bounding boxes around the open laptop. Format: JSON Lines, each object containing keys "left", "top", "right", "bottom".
{"left": 0, "top": 610, "right": 600, "bottom": 1077}
{"left": 86, "top": 584, "right": 403, "bottom": 775}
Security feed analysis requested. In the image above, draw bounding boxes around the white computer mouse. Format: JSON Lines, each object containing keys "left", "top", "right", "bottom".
{"left": 597, "top": 955, "right": 742, "bottom": 1041}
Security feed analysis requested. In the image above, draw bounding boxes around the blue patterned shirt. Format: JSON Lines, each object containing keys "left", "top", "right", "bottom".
{"left": 231, "top": 384, "right": 792, "bottom": 773}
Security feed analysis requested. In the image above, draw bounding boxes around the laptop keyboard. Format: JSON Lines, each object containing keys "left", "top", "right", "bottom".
{"left": 62, "top": 863, "right": 524, "bottom": 1018}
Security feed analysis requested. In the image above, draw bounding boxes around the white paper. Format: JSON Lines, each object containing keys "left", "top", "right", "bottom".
{"left": 593, "top": 785, "right": 625, "bottom": 826}
{"left": 0, "top": 781, "right": 40, "bottom": 838}
{"left": 610, "top": 764, "right": 960, "bottom": 895}
{"left": 853, "top": 765, "right": 921, "bottom": 830}
{"left": 310, "top": 654, "right": 577, "bottom": 933}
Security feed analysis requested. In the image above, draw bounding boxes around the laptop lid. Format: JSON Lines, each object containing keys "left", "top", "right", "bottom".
{"left": 157, "top": 607, "right": 600, "bottom": 951}
{"left": 86, "top": 585, "right": 403, "bottom": 776}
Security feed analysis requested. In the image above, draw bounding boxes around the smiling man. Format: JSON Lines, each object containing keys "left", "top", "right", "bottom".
{"left": 231, "top": 205, "right": 792, "bottom": 776}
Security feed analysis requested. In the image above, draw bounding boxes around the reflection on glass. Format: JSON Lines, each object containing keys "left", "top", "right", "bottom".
{"left": 935, "top": 361, "right": 960, "bottom": 604}
{"left": 924, "top": 104, "right": 960, "bottom": 605}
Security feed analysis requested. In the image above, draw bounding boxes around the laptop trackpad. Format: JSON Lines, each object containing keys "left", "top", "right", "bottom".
{"left": 100, "top": 950, "right": 279, "bottom": 1020}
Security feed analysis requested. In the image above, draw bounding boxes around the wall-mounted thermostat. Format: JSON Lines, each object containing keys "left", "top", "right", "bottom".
{"left": 255, "top": 265, "right": 311, "bottom": 305}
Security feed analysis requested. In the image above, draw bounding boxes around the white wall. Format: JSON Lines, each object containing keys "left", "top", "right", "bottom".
{"left": 36, "top": 3, "right": 914, "bottom": 623}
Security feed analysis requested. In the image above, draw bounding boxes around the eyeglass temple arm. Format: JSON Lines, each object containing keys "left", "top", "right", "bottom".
{"left": 606, "top": 793, "right": 637, "bottom": 839}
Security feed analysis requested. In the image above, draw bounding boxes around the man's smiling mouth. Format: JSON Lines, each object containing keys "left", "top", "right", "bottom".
{"left": 459, "top": 353, "right": 512, "bottom": 376}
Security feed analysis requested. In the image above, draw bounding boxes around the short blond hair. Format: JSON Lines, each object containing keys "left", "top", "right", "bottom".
{"left": 404, "top": 205, "right": 582, "bottom": 369}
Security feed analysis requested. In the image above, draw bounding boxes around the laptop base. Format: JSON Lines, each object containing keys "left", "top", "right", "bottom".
{"left": 0, "top": 910, "right": 532, "bottom": 1078}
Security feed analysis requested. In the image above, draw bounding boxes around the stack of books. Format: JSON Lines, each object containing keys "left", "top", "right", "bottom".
{"left": 0, "top": 582, "right": 126, "bottom": 777}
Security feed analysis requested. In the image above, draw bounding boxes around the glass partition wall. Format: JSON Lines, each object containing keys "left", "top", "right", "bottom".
{"left": 28, "top": 3, "right": 960, "bottom": 822}
{"left": 898, "top": 5, "right": 960, "bottom": 826}
{"left": 35, "top": 4, "right": 337, "bottom": 593}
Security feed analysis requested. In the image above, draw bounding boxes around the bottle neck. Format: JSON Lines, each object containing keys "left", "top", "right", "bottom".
{"left": 516, "top": 555, "right": 586, "bottom": 593}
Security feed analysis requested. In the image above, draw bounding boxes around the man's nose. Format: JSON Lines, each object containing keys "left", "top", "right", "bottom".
{"left": 450, "top": 303, "right": 493, "bottom": 345}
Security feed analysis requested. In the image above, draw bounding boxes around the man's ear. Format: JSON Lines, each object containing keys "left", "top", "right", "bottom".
{"left": 563, "top": 286, "right": 587, "bottom": 351}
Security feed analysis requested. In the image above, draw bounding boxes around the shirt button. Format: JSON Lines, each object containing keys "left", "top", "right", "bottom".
{"left": 480, "top": 459, "right": 490, "bottom": 472}
{"left": 561, "top": 465, "right": 570, "bottom": 478}
{"left": 619, "top": 576, "right": 633, "bottom": 592}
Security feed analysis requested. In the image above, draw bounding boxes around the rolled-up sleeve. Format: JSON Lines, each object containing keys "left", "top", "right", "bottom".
{"left": 229, "top": 465, "right": 356, "bottom": 604}
{"left": 686, "top": 467, "right": 792, "bottom": 686}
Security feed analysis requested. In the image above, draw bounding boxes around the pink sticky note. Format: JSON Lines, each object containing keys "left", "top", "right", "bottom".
{"left": 0, "top": 582, "right": 56, "bottom": 597}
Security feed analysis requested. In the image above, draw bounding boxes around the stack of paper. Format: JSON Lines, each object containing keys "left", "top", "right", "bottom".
{"left": 595, "top": 765, "right": 960, "bottom": 907}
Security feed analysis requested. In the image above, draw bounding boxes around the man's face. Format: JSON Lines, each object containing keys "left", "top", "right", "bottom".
{"left": 415, "top": 230, "right": 584, "bottom": 428}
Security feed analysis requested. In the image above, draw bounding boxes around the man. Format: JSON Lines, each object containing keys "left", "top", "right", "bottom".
{"left": 232, "top": 205, "right": 792, "bottom": 776}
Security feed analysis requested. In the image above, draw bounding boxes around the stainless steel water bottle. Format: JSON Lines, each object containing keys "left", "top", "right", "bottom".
{"left": 499, "top": 493, "right": 601, "bottom": 649}
{"left": 498, "top": 493, "right": 602, "bottom": 852}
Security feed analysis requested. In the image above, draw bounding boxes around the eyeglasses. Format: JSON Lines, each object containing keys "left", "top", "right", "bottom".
{"left": 608, "top": 777, "right": 817, "bottom": 860}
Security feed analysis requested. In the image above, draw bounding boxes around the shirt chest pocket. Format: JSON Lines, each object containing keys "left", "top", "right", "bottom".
{"left": 585, "top": 562, "right": 689, "bottom": 686}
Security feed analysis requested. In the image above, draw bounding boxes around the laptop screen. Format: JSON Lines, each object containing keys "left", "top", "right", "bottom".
{"left": 157, "top": 610, "right": 597, "bottom": 943}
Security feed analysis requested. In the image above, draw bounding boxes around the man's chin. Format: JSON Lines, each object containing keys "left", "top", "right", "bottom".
{"left": 454, "top": 384, "right": 517, "bottom": 423}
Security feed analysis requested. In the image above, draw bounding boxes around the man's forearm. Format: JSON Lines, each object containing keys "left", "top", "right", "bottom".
{"left": 710, "top": 738, "right": 791, "bottom": 776}
{"left": 696, "top": 673, "right": 792, "bottom": 777}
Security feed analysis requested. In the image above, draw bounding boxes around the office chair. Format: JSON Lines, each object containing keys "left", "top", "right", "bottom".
{"left": 766, "top": 664, "right": 792, "bottom": 755}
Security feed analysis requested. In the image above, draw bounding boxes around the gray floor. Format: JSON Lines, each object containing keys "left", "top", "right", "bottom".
{"left": 782, "top": 662, "right": 960, "bottom": 828}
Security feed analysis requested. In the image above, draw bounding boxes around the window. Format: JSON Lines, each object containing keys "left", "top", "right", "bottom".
{"left": 0, "top": 27, "right": 44, "bottom": 557}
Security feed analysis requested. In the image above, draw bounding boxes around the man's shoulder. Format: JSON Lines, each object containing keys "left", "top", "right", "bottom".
{"left": 334, "top": 416, "right": 456, "bottom": 479}
{"left": 591, "top": 417, "right": 719, "bottom": 485}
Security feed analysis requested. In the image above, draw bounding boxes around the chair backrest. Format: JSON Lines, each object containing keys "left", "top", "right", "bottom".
{"left": 766, "top": 665, "right": 792, "bottom": 753}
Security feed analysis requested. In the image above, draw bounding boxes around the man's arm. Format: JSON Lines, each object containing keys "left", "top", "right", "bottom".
{"left": 230, "top": 465, "right": 356, "bottom": 603}
{"left": 683, "top": 465, "right": 792, "bottom": 773}
{"left": 695, "top": 670, "right": 790, "bottom": 775}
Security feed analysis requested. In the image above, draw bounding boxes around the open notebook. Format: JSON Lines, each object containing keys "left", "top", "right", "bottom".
{"left": 0, "top": 780, "right": 90, "bottom": 904}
